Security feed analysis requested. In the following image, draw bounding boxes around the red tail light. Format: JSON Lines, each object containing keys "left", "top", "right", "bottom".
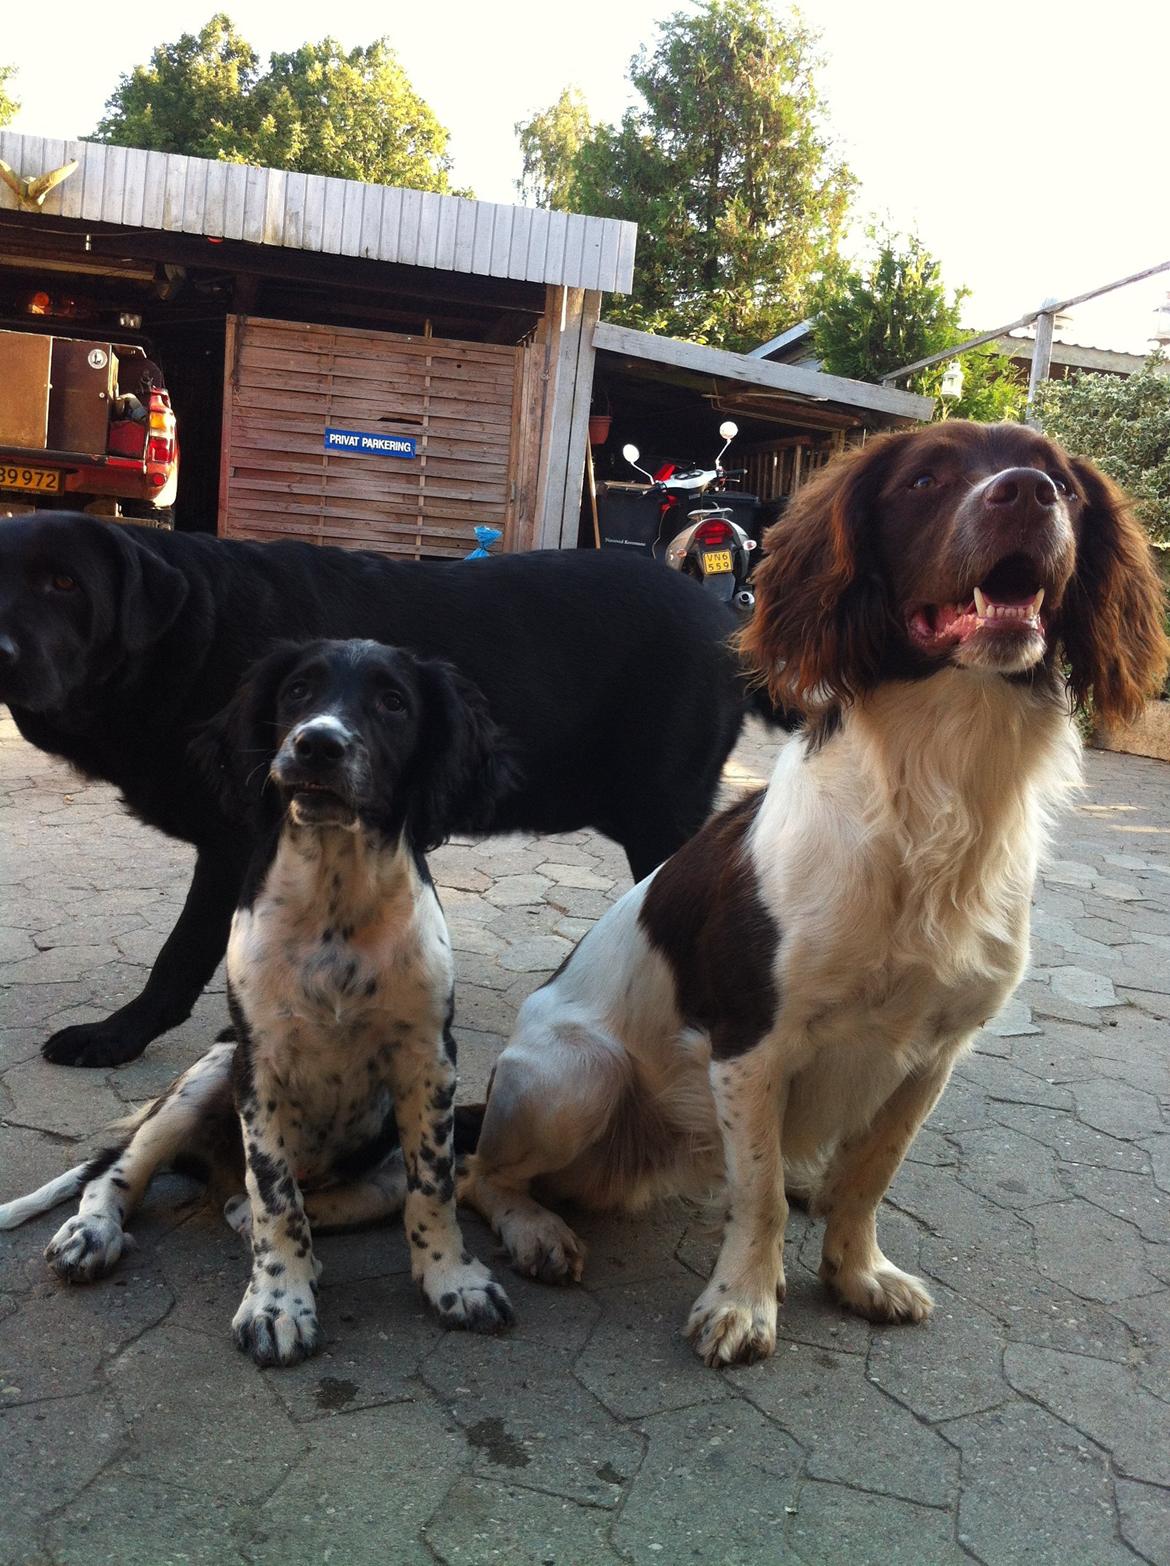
{"left": 694, "top": 519, "right": 732, "bottom": 548}
{"left": 144, "top": 390, "right": 176, "bottom": 485}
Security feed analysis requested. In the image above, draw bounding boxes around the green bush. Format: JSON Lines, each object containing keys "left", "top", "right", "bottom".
{"left": 1036, "top": 356, "right": 1170, "bottom": 548}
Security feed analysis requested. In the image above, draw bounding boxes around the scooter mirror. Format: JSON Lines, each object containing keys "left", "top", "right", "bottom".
{"left": 718, "top": 421, "right": 739, "bottom": 441}
{"left": 622, "top": 444, "right": 640, "bottom": 464}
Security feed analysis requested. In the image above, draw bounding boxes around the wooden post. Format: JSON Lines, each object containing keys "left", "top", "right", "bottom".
{"left": 1026, "top": 301, "right": 1057, "bottom": 427}
{"left": 534, "top": 286, "right": 602, "bottom": 549}
{"left": 585, "top": 440, "right": 601, "bottom": 548}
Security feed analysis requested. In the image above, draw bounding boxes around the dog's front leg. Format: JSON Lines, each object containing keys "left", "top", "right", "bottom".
{"left": 816, "top": 1054, "right": 955, "bottom": 1324}
{"left": 42, "top": 842, "right": 245, "bottom": 1067}
{"left": 230, "top": 1053, "right": 322, "bottom": 1368}
{"left": 390, "top": 1043, "right": 513, "bottom": 1333}
{"left": 687, "top": 1044, "right": 787, "bottom": 1368}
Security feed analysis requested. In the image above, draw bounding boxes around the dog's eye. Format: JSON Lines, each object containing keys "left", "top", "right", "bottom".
{"left": 49, "top": 574, "right": 78, "bottom": 592}
{"left": 910, "top": 474, "right": 934, "bottom": 490}
{"left": 1051, "top": 474, "right": 1072, "bottom": 496}
{"left": 284, "top": 680, "right": 311, "bottom": 702}
{"left": 379, "top": 690, "right": 404, "bottom": 713}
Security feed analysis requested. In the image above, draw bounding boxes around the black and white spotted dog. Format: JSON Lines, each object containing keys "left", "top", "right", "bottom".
{"left": 0, "top": 638, "right": 515, "bottom": 1364}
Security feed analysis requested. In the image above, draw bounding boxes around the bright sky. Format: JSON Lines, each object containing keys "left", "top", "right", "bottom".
{"left": 5, "top": 0, "right": 1167, "bottom": 352}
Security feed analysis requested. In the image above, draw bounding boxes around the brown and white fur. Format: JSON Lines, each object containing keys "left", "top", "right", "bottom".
{"left": 461, "top": 422, "right": 1169, "bottom": 1368}
{"left": 0, "top": 639, "right": 515, "bottom": 1365}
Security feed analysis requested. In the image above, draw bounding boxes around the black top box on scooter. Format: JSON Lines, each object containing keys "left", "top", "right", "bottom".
{"left": 596, "top": 483, "right": 760, "bottom": 558}
{"left": 595, "top": 482, "right": 664, "bottom": 557}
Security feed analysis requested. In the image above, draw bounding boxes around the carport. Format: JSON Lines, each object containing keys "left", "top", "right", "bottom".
{"left": 584, "top": 322, "right": 934, "bottom": 543}
{"left": 0, "top": 130, "right": 633, "bottom": 556}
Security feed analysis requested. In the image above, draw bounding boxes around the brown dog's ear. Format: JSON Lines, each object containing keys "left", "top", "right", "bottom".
{"left": 739, "top": 439, "right": 894, "bottom": 713}
{"left": 1057, "top": 459, "right": 1169, "bottom": 729}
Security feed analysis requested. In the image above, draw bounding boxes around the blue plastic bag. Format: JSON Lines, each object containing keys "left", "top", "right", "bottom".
{"left": 465, "top": 525, "right": 502, "bottom": 560}
{"left": 465, "top": 525, "right": 502, "bottom": 559}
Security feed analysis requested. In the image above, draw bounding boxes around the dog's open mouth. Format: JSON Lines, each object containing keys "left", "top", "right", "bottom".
{"left": 283, "top": 779, "right": 357, "bottom": 825}
{"left": 907, "top": 554, "right": 1047, "bottom": 657}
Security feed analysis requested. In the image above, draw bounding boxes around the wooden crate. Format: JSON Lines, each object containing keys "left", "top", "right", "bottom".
{"left": 219, "top": 315, "right": 536, "bottom": 559}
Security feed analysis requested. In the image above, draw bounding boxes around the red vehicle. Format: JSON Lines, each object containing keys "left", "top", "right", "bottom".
{"left": 0, "top": 328, "right": 178, "bottom": 523}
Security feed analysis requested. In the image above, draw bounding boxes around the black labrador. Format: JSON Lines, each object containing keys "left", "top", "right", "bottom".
{"left": 0, "top": 513, "right": 757, "bottom": 1068}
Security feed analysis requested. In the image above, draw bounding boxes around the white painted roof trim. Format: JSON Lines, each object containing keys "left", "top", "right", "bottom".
{"left": 748, "top": 320, "right": 813, "bottom": 358}
{"left": 0, "top": 131, "right": 637, "bottom": 295}
{"left": 594, "top": 321, "right": 935, "bottom": 422}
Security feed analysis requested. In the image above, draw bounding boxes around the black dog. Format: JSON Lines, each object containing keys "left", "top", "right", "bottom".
{"left": 0, "top": 513, "right": 756, "bottom": 1068}
{"left": 0, "top": 640, "right": 514, "bottom": 1365}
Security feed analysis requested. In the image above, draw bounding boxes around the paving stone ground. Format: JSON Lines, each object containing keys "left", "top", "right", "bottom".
{"left": 1, "top": 710, "right": 1168, "bottom": 1566}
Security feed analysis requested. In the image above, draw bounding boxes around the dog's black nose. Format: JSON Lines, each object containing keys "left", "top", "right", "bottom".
{"left": 0, "top": 633, "right": 18, "bottom": 669}
{"left": 292, "top": 723, "right": 348, "bottom": 764}
{"left": 984, "top": 469, "right": 1058, "bottom": 511}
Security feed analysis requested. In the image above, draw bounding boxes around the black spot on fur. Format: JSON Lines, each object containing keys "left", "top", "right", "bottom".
{"left": 249, "top": 1149, "right": 285, "bottom": 1211}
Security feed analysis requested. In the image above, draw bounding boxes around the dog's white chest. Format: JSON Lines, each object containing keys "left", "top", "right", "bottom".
{"left": 226, "top": 830, "right": 452, "bottom": 1180}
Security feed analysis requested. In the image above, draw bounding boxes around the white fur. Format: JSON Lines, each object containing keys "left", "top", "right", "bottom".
{"left": 463, "top": 668, "right": 1082, "bottom": 1364}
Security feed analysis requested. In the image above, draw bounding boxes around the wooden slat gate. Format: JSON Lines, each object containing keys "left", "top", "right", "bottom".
{"left": 219, "top": 315, "right": 533, "bottom": 559}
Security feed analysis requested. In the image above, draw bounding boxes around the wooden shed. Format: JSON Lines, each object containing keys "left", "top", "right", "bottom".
{"left": 0, "top": 131, "right": 633, "bottom": 556}
{"left": 583, "top": 322, "right": 933, "bottom": 544}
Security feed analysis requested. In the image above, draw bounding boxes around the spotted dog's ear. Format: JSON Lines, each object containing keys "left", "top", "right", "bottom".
{"left": 406, "top": 659, "right": 521, "bottom": 852}
{"left": 189, "top": 642, "right": 305, "bottom": 823}
{"left": 1057, "top": 458, "right": 1169, "bottom": 729}
{"left": 738, "top": 437, "right": 898, "bottom": 714}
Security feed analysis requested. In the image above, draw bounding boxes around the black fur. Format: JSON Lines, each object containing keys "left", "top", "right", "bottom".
{"left": 0, "top": 513, "right": 756, "bottom": 1067}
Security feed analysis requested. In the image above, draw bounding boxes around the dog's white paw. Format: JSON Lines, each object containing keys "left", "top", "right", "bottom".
{"left": 44, "top": 1214, "right": 127, "bottom": 1283}
{"left": 421, "top": 1256, "right": 514, "bottom": 1334}
{"left": 231, "top": 1279, "right": 321, "bottom": 1367}
{"left": 223, "top": 1193, "right": 252, "bottom": 1238}
{"left": 821, "top": 1255, "right": 934, "bottom": 1324}
{"left": 686, "top": 1283, "right": 778, "bottom": 1368}
{"left": 499, "top": 1207, "right": 586, "bottom": 1285}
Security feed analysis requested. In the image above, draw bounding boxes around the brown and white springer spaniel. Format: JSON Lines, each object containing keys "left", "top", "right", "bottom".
{"left": 460, "top": 421, "right": 1169, "bottom": 1367}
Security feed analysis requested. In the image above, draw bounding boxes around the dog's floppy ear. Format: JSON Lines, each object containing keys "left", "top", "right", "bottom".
{"left": 190, "top": 642, "right": 304, "bottom": 822}
{"left": 95, "top": 522, "right": 189, "bottom": 655}
{"left": 739, "top": 438, "right": 895, "bottom": 713}
{"left": 406, "top": 659, "right": 521, "bottom": 852}
{"left": 1057, "top": 458, "right": 1169, "bottom": 729}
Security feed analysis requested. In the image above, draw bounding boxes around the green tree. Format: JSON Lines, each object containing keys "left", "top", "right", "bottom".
{"left": 246, "top": 38, "right": 453, "bottom": 190}
{"left": 1037, "top": 357, "right": 1170, "bottom": 547}
{"left": 91, "top": 15, "right": 455, "bottom": 193}
{"left": 92, "top": 13, "right": 259, "bottom": 160}
{"left": 810, "top": 230, "right": 1026, "bottom": 422}
{"left": 0, "top": 64, "right": 19, "bottom": 128}
{"left": 515, "top": 88, "right": 593, "bottom": 209}
{"left": 546, "top": 0, "right": 853, "bottom": 350}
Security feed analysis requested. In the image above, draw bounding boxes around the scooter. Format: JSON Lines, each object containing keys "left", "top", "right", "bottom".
{"left": 621, "top": 420, "right": 757, "bottom": 613}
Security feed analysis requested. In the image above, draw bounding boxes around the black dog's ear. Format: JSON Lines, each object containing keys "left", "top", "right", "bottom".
{"left": 189, "top": 642, "right": 304, "bottom": 823}
{"left": 407, "top": 660, "right": 521, "bottom": 852}
{"left": 96, "top": 523, "right": 190, "bottom": 655}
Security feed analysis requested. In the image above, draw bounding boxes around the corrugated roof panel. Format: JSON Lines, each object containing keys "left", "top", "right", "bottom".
{"left": 0, "top": 132, "right": 636, "bottom": 294}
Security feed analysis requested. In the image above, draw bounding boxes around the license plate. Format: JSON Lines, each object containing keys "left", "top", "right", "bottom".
{"left": 0, "top": 464, "right": 62, "bottom": 494}
{"left": 702, "top": 548, "right": 732, "bottom": 574}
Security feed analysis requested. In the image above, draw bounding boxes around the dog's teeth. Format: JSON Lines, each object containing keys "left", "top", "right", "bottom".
{"left": 1031, "top": 589, "right": 1045, "bottom": 615}
{"left": 974, "top": 587, "right": 989, "bottom": 618}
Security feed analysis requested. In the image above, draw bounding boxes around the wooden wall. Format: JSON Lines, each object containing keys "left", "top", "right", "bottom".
{"left": 219, "top": 314, "right": 540, "bottom": 559}
{"left": 741, "top": 431, "right": 845, "bottom": 503}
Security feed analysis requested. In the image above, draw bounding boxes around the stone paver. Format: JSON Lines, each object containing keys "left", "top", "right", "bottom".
{"left": 1, "top": 711, "right": 1169, "bottom": 1565}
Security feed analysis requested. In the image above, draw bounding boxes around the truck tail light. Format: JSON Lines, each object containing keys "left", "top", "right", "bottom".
{"left": 144, "top": 391, "right": 176, "bottom": 485}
